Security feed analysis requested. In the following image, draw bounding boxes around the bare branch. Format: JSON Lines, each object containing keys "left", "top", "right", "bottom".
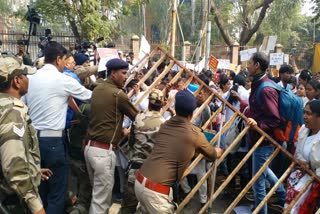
{"left": 210, "top": 0, "right": 235, "bottom": 46}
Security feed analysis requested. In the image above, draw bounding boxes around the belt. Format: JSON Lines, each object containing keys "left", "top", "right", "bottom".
{"left": 38, "top": 130, "right": 63, "bottom": 137}
{"left": 87, "top": 140, "right": 116, "bottom": 150}
{"left": 136, "top": 170, "right": 170, "bottom": 195}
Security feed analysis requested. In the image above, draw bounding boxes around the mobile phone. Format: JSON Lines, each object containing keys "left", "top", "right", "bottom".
{"left": 290, "top": 48, "right": 296, "bottom": 55}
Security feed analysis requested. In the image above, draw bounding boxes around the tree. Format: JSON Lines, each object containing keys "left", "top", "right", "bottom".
{"left": 210, "top": 0, "right": 276, "bottom": 47}
{"left": 33, "top": 0, "right": 121, "bottom": 41}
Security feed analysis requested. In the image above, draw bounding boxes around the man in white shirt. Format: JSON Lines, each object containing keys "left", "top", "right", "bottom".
{"left": 24, "top": 41, "right": 92, "bottom": 214}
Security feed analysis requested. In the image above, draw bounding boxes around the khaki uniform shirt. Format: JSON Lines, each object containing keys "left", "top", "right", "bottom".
{"left": 140, "top": 115, "right": 217, "bottom": 186}
{"left": 88, "top": 79, "right": 139, "bottom": 144}
{"left": 0, "top": 93, "right": 42, "bottom": 212}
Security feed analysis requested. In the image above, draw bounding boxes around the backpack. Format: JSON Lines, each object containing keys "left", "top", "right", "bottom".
{"left": 256, "top": 81, "right": 304, "bottom": 143}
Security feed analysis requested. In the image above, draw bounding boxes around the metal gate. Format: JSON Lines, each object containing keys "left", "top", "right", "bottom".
{"left": 127, "top": 46, "right": 320, "bottom": 214}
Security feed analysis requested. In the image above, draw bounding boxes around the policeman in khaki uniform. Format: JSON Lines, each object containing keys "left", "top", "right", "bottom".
{"left": 0, "top": 56, "right": 47, "bottom": 214}
{"left": 120, "top": 89, "right": 166, "bottom": 214}
{"left": 85, "top": 58, "right": 139, "bottom": 214}
{"left": 135, "top": 90, "right": 224, "bottom": 213}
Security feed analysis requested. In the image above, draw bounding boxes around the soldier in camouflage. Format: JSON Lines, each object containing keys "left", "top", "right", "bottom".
{"left": 0, "top": 56, "right": 46, "bottom": 214}
{"left": 120, "top": 89, "right": 166, "bottom": 214}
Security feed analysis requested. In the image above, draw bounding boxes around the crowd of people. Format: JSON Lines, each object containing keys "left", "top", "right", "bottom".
{"left": 0, "top": 40, "right": 319, "bottom": 214}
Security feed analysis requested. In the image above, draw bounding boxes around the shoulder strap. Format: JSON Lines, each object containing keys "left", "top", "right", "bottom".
{"left": 256, "top": 81, "right": 280, "bottom": 106}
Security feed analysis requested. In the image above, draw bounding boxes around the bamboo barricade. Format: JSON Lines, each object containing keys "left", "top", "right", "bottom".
{"left": 125, "top": 46, "right": 320, "bottom": 214}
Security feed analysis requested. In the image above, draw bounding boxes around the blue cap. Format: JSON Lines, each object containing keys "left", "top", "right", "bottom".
{"left": 175, "top": 90, "right": 197, "bottom": 116}
{"left": 187, "top": 83, "right": 199, "bottom": 93}
{"left": 74, "top": 53, "right": 89, "bottom": 65}
{"left": 106, "top": 58, "right": 129, "bottom": 73}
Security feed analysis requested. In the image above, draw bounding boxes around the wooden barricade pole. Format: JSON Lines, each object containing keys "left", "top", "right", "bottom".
{"left": 283, "top": 176, "right": 315, "bottom": 214}
{"left": 199, "top": 135, "right": 266, "bottom": 213}
{"left": 224, "top": 147, "right": 281, "bottom": 213}
{"left": 134, "top": 61, "right": 175, "bottom": 105}
{"left": 253, "top": 162, "right": 296, "bottom": 213}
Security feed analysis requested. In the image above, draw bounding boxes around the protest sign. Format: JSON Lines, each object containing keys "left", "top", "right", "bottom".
{"left": 270, "top": 53, "right": 284, "bottom": 65}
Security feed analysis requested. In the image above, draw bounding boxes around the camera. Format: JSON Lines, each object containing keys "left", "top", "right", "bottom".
{"left": 25, "top": 6, "right": 41, "bottom": 24}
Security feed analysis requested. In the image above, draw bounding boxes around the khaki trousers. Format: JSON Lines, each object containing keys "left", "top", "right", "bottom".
{"left": 134, "top": 179, "right": 175, "bottom": 214}
{"left": 84, "top": 145, "right": 116, "bottom": 214}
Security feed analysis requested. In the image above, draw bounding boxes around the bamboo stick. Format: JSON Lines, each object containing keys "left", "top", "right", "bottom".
{"left": 253, "top": 162, "right": 296, "bottom": 214}
{"left": 283, "top": 176, "right": 315, "bottom": 214}
{"left": 224, "top": 147, "right": 281, "bottom": 213}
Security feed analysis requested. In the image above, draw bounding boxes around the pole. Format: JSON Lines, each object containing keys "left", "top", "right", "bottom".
{"left": 26, "top": 22, "right": 33, "bottom": 54}
{"left": 195, "top": 30, "right": 202, "bottom": 65}
{"left": 142, "top": 4, "right": 147, "bottom": 37}
{"left": 171, "top": 0, "right": 177, "bottom": 57}
{"left": 204, "top": 21, "right": 211, "bottom": 70}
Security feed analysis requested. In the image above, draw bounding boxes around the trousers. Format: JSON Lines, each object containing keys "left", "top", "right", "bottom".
{"left": 84, "top": 145, "right": 116, "bottom": 214}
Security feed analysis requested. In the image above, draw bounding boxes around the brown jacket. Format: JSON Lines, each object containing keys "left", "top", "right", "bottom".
{"left": 140, "top": 115, "right": 217, "bottom": 186}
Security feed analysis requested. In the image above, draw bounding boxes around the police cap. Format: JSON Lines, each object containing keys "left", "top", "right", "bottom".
{"left": 175, "top": 90, "right": 197, "bottom": 117}
{"left": 106, "top": 58, "right": 129, "bottom": 75}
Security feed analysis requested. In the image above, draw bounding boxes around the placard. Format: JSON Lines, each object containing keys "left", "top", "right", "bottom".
{"left": 270, "top": 53, "right": 284, "bottom": 65}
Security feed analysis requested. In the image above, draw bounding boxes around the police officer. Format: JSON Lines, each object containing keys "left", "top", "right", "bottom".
{"left": 135, "top": 90, "right": 223, "bottom": 213}
{"left": 0, "top": 56, "right": 45, "bottom": 214}
{"left": 120, "top": 89, "right": 166, "bottom": 214}
{"left": 85, "top": 58, "right": 139, "bottom": 213}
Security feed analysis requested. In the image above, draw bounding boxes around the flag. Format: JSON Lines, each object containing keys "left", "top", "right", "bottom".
{"left": 208, "top": 55, "right": 219, "bottom": 71}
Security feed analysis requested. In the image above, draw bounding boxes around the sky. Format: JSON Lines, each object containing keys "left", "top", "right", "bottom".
{"left": 301, "top": 0, "right": 316, "bottom": 16}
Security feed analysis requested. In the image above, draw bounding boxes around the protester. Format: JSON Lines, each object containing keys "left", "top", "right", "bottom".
{"left": 246, "top": 52, "right": 286, "bottom": 213}
{"left": 305, "top": 79, "right": 320, "bottom": 101}
{"left": 23, "top": 41, "right": 92, "bottom": 214}
{"left": 284, "top": 100, "right": 320, "bottom": 213}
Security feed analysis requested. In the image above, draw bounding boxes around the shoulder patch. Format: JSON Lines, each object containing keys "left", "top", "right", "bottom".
{"left": 13, "top": 99, "right": 24, "bottom": 108}
{"left": 13, "top": 125, "right": 25, "bottom": 137}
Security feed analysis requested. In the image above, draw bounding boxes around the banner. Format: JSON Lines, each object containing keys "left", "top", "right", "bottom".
{"left": 96, "top": 48, "right": 119, "bottom": 72}
{"left": 208, "top": 55, "right": 219, "bottom": 71}
{"left": 312, "top": 43, "right": 320, "bottom": 73}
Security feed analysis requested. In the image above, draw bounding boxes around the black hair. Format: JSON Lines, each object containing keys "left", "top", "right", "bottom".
{"left": 157, "top": 62, "right": 166, "bottom": 71}
{"left": 0, "top": 76, "right": 12, "bottom": 92}
{"left": 204, "top": 70, "right": 213, "bottom": 78}
{"left": 251, "top": 52, "right": 269, "bottom": 72}
{"left": 300, "top": 69, "right": 312, "bottom": 82}
{"left": 307, "top": 79, "right": 320, "bottom": 91}
{"left": 227, "top": 74, "right": 246, "bottom": 104}
{"left": 218, "top": 74, "right": 229, "bottom": 90}
{"left": 306, "top": 100, "right": 320, "bottom": 117}
{"left": 279, "top": 64, "right": 294, "bottom": 74}
{"left": 127, "top": 79, "right": 139, "bottom": 88}
{"left": 198, "top": 73, "right": 209, "bottom": 86}
{"left": 229, "top": 71, "right": 236, "bottom": 80}
{"left": 149, "top": 103, "right": 162, "bottom": 111}
{"left": 44, "top": 41, "right": 68, "bottom": 63}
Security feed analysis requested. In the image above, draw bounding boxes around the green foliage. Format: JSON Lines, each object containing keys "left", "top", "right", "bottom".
{"left": 32, "top": 0, "right": 120, "bottom": 41}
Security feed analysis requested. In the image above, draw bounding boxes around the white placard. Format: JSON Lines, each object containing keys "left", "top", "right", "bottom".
{"left": 240, "top": 48, "right": 257, "bottom": 62}
{"left": 267, "top": 35, "right": 277, "bottom": 52}
{"left": 270, "top": 53, "right": 284, "bottom": 65}
{"left": 217, "top": 59, "right": 230, "bottom": 69}
{"left": 284, "top": 54, "right": 289, "bottom": 64}
{"left": 138, "top": 35, "right": 151, "bottom": 60}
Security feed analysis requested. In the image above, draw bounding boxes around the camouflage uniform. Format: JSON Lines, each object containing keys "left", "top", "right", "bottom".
{"left": 0, "top": 56, "right": 42, "bottom": 213}
{"left": 121, "top": 89, "right": 165, "bottom": 214}
{"left": 68, "top": 103, "right": 92, "bottom": 214}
